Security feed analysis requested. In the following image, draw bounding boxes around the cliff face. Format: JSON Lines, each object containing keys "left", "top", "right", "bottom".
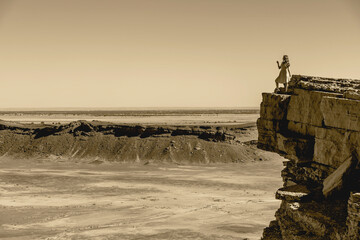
{"left": 258, "top": 75, "right": 360, "bottom": 239}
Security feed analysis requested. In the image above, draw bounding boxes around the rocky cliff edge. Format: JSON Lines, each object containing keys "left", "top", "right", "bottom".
{"left": 258, "top": 75, "right": 360, "bottom": 239}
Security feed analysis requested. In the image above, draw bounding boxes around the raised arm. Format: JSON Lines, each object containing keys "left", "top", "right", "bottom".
{"left": 276, "top": 61, "right": 281, "bottom": 69}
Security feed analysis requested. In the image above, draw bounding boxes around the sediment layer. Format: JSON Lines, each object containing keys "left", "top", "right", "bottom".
{"left": 0, "top": 120, "right": 259, "bottom": 163}
{"left": 258, "top": 75, "right": 360, "bottom": 239}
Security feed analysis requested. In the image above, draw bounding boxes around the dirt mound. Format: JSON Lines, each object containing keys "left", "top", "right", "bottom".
{"left": 0, "top": 120, "right": 260, "bottom": 163}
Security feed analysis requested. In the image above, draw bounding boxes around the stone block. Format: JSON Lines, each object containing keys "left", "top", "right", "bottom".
{"left": 257, "top": 118, "right": 282, "bottom": 132}
{"left": 287, "top": 89, "right": 341, "bottom": 127}
{"left": 260, "top": 93, "right": 291, "bottom": 120}
{"left": 287, "top": 121, "right": 317, "bottom": 137}
{"left": 321, "top": 97, "right": 360, "bottom": 131}
{"left": 257, "top": 118, "right": 287, "bottom": 152}
{"left": 314, "top": 128, "right": 360, "bottom": 168}
{"left": 314, "top": 127, "right": 352, "bottom": 168}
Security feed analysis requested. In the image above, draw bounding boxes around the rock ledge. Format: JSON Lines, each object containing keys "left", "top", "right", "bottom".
{"left": 259, "top": 75, "right": 360, "bottom": 239}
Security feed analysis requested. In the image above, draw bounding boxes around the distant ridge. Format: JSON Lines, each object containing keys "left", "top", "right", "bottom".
{"left": 0, "top": 120, "right": 260, "bottom": 164}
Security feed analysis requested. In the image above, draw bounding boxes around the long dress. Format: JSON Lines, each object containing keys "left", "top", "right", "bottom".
{"left": 275, "top": 62, "right": 290, "bottom": 84}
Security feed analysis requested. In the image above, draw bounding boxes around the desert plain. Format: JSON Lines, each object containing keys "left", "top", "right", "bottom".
{"left": 0, "top": 109, "right": 284, "bottom": 240}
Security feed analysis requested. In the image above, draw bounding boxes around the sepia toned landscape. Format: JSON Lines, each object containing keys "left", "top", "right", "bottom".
{"left": 0, "top": 109, "right": 284, "bottom": 240}
{"left": 1, "top": 1, "right": 359, "bottom": 239}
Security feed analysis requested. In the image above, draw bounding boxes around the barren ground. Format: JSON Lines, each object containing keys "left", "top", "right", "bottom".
{"left": 0, "top": 153, "right": 283, "bottom": 240}
{"left": 0, "top": 112, "right": 283, "bottom": 239}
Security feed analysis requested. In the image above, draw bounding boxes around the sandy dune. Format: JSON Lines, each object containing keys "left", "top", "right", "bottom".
{"left": 0, "top": 154, "right": 283, "bottom": 240}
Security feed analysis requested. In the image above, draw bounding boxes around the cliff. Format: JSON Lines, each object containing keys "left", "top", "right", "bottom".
{"left": 0, "top": 120, "right": 260, "bottom": 163}
{"left": 258, "top": 75, "right": 360, "bottom": 239}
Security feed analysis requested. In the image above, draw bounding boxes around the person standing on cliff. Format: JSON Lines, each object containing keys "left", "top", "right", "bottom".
{"left": 275, "top": 55, "right": 291, "bottom": 93}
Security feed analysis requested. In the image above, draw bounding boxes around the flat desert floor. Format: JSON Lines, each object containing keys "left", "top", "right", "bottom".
{"left": 0, "top": 154, "right": 283, "bottom": 240}
{"left": 0, "top": 108, "right": 259, "bottom": 125}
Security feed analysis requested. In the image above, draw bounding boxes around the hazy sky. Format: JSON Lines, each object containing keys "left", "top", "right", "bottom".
{"left": 0, "top": 0, "right": 359, "bottom": 108}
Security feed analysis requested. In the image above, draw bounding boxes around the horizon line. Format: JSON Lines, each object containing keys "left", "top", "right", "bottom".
{"left": 0, "top": 106, "right": 260, "bottom": 111}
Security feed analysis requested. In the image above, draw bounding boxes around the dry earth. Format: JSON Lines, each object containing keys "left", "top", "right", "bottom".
{"left": 0, "top": 153, "right": 283, "bottom": 240}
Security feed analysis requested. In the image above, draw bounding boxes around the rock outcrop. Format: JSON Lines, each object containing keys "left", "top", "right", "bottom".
{"left": 0, "top": 120, "right": 260, "bottom": 163}
{"left": 258, "top": 75, "right": 360, "bottom": 239}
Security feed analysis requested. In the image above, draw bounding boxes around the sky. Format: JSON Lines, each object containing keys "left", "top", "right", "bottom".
{"left": 0, "top": 0, "right": 359, "bottom": 108}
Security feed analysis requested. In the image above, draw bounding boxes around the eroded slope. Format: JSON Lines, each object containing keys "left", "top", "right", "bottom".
{"left": 0, "top": 120, "right": 260, "bottom": 163}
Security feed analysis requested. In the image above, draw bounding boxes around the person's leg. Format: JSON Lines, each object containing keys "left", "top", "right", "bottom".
{"left": 284, "top": 82, "right": 288, "bottom": 92}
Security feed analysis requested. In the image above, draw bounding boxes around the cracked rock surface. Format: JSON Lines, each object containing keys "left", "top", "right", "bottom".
{"left": 258, "top": 75, "right": 360, "bottom": 239}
